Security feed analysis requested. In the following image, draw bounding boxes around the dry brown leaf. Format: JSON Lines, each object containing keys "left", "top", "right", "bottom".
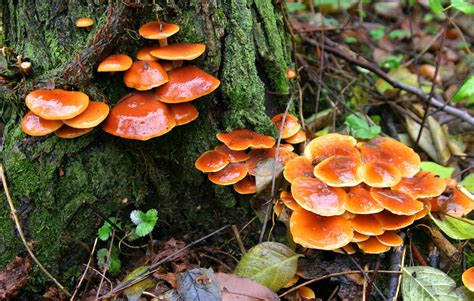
{"left": 216, "top": 273, "right": 280, "bottom": 301}
{"left": 0, "top": 256, "right": 32, "bottom": 299}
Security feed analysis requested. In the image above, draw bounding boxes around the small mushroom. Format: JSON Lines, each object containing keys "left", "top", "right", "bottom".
{"left": 304, "top": 133, "right": 358, "bottom": 162}
{"left": 357, "top": 237, "right": 391, "bottom": 254}
{"left": 462, "top": 267, "right": 474, "bottom": 292}
{"left": 136, "top": 45, "right": 161, "bottom": 62}
{"left": 216, "top": 129, "right": 275, "bottom": 151}
{"left": 207, "top": 163, "right": 248, "bottom": 185}
{"left": 283, "top": 156, "right": 314, "bottom": 184}
{"left": 21, "top": 111, "right": 63, "bottom": 136}
{"left": 370, "top": 188, "right": 424, "bottom": 216}
{"left": 351, "top": 231, "right": 370, "bottom": 243}
{"left": 150, "top": 43, "right": 206, "bottom": 68}
{"left": 350, "top": 214, "right": 384, "bottom": 235}
{"left": 25, "top": 89, "right": 89, "bottom": 120}
{"left": 285, "top": 130, "right": 306, "bottom": 144}
{"left": 313, "top": 155, "right": 362, "bottom": 187}
{"left": 357, "top": 162, "right": 402, "bottom": 188}
{"left": 155, "top": 66, "right": 220, "bottom": 103}
{"left": 123, "top": 61, "right": 168, "bottom": 91}
{"left": 280, "top": 191, "right": 299, "bottom": 210}
{"left": 392, "top": 171, "right": 447, "bottom": 199}
{"left": 271, "top": 113, "right": 301, "bottom": 139}
{"left": 345, "top": 186, "right": 384, "bottom": 215}
{"left": 63, "top": 101, "right": 110, "bottom": 129}
{"left": 55, "top": 125, "right": 93, "bottom": 139}
{"left": 75, "top": 17, "right": 94, "bottom": 28}
{"left": 233, "top": 176, "right": 256, "bottom": 194}
{"left": 286, "top": 68, "right": 296, "bottom": 79}
{"left": 298, "top": 287, "right": 316, "bottom": 300}
{"left": 97, "top": 54, "right": 133, "bottom": 72}
{"left": 139, "top": 21, "right": 180, "bottom": 47}
{"left": 374, "top": 210, "right": 416, "bottom": 230}
{"left": 376, "top": 231, "right": 403, "bottom": 247}
{"left": 195, "top": 150, "right": 230, "bottom": 173}
{"left": 169, "top": 103, "right": 199, "bottom": 126}
{"left": 214, "top": 144, "right": 250, "bottom": 163}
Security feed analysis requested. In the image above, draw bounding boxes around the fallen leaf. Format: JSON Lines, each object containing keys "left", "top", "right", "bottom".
{"left": 177, "top": 268, "right": 220, "bottom": 301}
{"left": 460, "top": 174, "right": 474, "bottom": 193}
{"left": 0, "top": 256, "right": 32, "bottom": 299}
{"left": 216, "top": 273, "right": 280, "bottom": 301}
{"left": 427, "top": 117, "right": 451, "bottom": 164}
{"left": 420, "top": 161, "right": 454, "bottom": 178}
{"left": 406, "top": 118, "right": 440, "bottom": 162}
{"left": 429, "top": 213, "right": 474, "bottom": 240}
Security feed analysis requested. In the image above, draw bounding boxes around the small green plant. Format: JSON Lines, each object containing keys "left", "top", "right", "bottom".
{"left": 452, "top": 75, "right": 474, "bottom": 105}
{"left": 370, "top": 26, "right": 385, "bottom": 41}
{"left": 388, "top": 29, "right": 410, "bottom": 40}
{"left": 345, "top": 36, "right": 357, "bottom": 44}
{"left": 97, "top": 246, "right": 121, "bottom": 274}
{"left": 380, "top": 54, "right": 404, "bottom": 69}
{"left": 130, "top": 209, "right": 158, "bottom": 237}
{"left": 97, "top": 217, "right": 121, "bottom": 241}
{"left": 344, "top": 114, "right": 381, "bottom": 139}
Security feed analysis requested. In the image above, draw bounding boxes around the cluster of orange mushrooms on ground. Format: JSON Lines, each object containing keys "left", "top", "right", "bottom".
{"left": 21, "top": 20, "right": 220, "bottom": 140}
{"left": 195, "top": 113, "right": 473, "bottom": 254}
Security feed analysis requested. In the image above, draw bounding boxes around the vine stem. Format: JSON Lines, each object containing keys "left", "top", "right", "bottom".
{"left": 0, "top": 164, "right": 71, "bottom": 297}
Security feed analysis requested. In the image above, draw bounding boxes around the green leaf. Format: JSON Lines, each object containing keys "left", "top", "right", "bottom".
{"left": 234, "top": 242, "right": 302, "bottom": 292}
{"left": 461, "top": 173, "right": 474, "bottom": 193}
{"left": 130, "top": 209, "right": 158, "bottom": 237}
{"left": 428, "top": 0, "right": 444, "bottom": 14}
{"left": 370, "top": 26, "right": 385, "bottom": 41}
{"left": 420, "top": 161, "right": 454, "bottom": 178}
{"left": 97, "top": 247, "right": 121, "bottom": 274}
{"left": 135, "top": 222, "right": 154, "bottom": 237}
{"left": 122, "top": 266, "right": 156, "bottom": 300}
{"left": 388, "top": 29, "right": 410, "bottom": 40}
{"left": 345, "top": 114, "right": 381, "bottom": 139}
{"left": 429, "top": 213, "right": 474, "bottom": 240}
{"left": 380, "top": 54, "right": 404, "bottom": 69}
{"left": 451, "top": 0, "right": 474, "bottom": 14}
{"left": 287, "top": 2, "right": 306, "bottom": 13}
{"left": 97, "top": 217, "right": 119, "bottom": 241}
{"left": 402, "top": 266, "right": 468, "bottom": 300}
{"left": 345, "top": 37, "right": 357, "bottom": 44}
{"left": 452, "top": 75, "right": 474, "bottom": 103}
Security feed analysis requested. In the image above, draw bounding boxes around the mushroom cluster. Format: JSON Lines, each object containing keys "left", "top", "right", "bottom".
{"left": 21, "top": 89, "right": 110, "bottom": 139}
{"left": 101, "top": 21, "right": 220, "bottom": 140}
{"left": 283, "top": 133, "right": 472, "bottom": 254}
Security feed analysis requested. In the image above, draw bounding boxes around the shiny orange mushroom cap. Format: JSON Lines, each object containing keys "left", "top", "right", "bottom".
{"left": 150, "top": 43, "right": 206, "bottom": 61}
{"left": 304, "top": 133, "right": 358, "bottom": 163}
{"left": 271, "top": 113, "right": 301, "bottom": 139}
{"left": 350, "top": 214, "right": 384, "bottom": 235}
{"left": 290, "top": 206, "right": 353, "bottom": 250}
{"left": 76, "top": 17, "right": 94, "bottom": 27}
{"left": 63, "top": 101, "right": 110, "bottom": 129}
{"left": 392, "top": 171, "right": 447, "bottom": 199}
{"left": 139, "top": 21, "right": 179, "bottom": 40}
{"left": 298, "top": 287, "right": 316, "bottom": 300}
{"left": 155, "top": 66, "right": 220, "bottom": 103}
{"left": 123, "top": 61, "right": 168, "bottom": 91}
{"left": 376, "top": 231, "right": 403, "bottom": 247}
{"left": 233, "top": 176, "right": 257, "bottom": 194}
{"left": 216, "top": 129, "right": 275, "bottom": 151}
{"left": 314, "top": 155, "right": 362, "bottom": 187}
{"left": 214, "top": 144, "right": 250, "bottom": 163}
{"left": 357, "top": 137, "right": 421, "bottom": 178}
{"left": 462, "top": 267, "right": 474, "bottom": 292}
{"left": 357, "top": 162, "right": 402, "bottom": 188}
{"left": 346, "top": 186, "right": 384, "bottom": 214}
{"left": 55, "top": 125, "right": 93, "bottom": 139}
{"left": 285, "top": 130, "right": 306, "bottom": 144}
{"left": 374, "top": 211, "right": 416, "bottom": 230}
{"left": 425, "top": 186, "right": 473, "bottom": 217}
{"left": 195, "top": 150, "right": 229, "bottom": 173}
{"left": 102, "top": 91, "right": 175, "bottom": 140}
{"left": 291, "top": 176, "right": 347, "bottom": 216}
{"left": 169, "top": 103, "right": 199, "bottom": 126}
{"left": 351, "top": 231, "right": 370, "bottom": 243}
{"left": 208, "top": 162, "right": 248, "bottom": 185}
{"left": 136, "top": 45, "right": 161, "bottom": 61}
{"left": 25, "top": 89, "right": 89, "bottom": 120}
{"left": 357, "top": 237, "right": 391, "bottom": 254}
{"left": 280, "top": 191, "right": 299, "bottom": 210}
{"left": 371, "top": 188, "right": 424, "bottom": 216}
{"left": 283, "top": 156, "right": 314, "bottom": 184}
{"left": 97, "top": 54, "right": 133, "bottom": 72}
{"left": 21, "top": 111, "right": 63, "bottom": 136}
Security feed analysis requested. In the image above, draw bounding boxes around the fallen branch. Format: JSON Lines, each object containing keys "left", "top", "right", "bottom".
{"left": 302, "top": 36, "right": 474, "bottom": 126}
{"left": 0, "top": 165, "right": 71, "bottom": 297}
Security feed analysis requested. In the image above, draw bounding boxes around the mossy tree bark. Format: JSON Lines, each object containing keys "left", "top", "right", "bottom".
{"left": 0, "top": 0, "right": 293, "bottom": 289}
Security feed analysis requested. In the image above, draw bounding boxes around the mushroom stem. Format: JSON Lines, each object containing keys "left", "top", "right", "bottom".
{"left": 159, "top": 38, "right": 168, "bottom": 47}
{"left": 172, "top": 60, "right": 183, "bottom": 68}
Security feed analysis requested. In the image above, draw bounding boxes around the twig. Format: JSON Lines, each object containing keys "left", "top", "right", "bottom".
{"left": 231, "top": 224, "right": 246, "bottom": 254}
{"left": 0, "top": 165, "right": 71, "bottom": 297}
{"left": 344, "top": 252, "right": 387, "bottom": 300}
{"left": 96, "top": 228, "right": 116, "bottom": 299}
{"left": 411, "top": 243, "right": 428, "bottom": 266}
{"left": 301, "top": 36, "right": 474, "bottom": 125}
{"left": 71, "top": 237, "right": 99, "bottom": 300}
{"left": 387, "top": 233, "right": 406, "bottom": 300}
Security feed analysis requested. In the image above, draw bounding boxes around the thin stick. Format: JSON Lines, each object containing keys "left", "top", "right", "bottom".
{"left": 0, "top": 165, "right": 71, "bottom": 297}
{"left": 95, "top": 228, "right": 115, "bottom": 299}
{"left": 393, "top": 246, "right": 407, "bottom": 300}
{"left": 231, "top": 224, "right": 246, "bottom": 254}
{"left": 71, "top": 237, "right": 99, "bottom": 300}
{"left": 279, "top": 270, "right": 401, "bottom": 297}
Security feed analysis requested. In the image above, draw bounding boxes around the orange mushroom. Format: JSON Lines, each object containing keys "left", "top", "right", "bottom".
{"left": 138, "top": 21, "right": 180, "bottom": 47}
{"left": 25, "top": 89, "right": 89, "bottom": 120}
{"left": 286, "top": 68, "right": 296, "bottom": 79}
{"left": 376, "top": 231, "right": 403, "bottom": 247}
{"left": 357, "top": 137, "right": 420, "bottom": 178}
{"left": 425, "top": 187, "right": 473, "bottom": 217}
{"left": 357, "top": 162, "right": 402, "bottom": 188}
{"left": 150, "top": 43, "right": 206, "bottom": 68}
{"left": 285, "top": 130, "right": 306, "bottom": 144}
{"left": 357, "top": 237, "right": 391, "bottom": 254}
{"left": 214, "top": 144, "right": 250, "bottom": 163}
{"left": 374, "top": 211, "right": 416, "bottom": 230}
{"left": 392, "top": 171, "right": 447, "bottom": 199}
{"left": 345, "top": 187, "right": 384, "bottom": 215}
{"left": 283, "top": 156, "right": 314, "bottom": 184}
{"left": 298, "top": 287, "right": 316, "bottom": 300}
{"left": 123, "top": 61, "right": 168, "bottom": 91}
{"left": 233, "top": 176, "right": 256, "bottom": 194}
{"left": 271, "top": 113, "right": 301, "bottom": 139}
{"left": 216, "top": 129, "right": 275, "bottom": 151}
{"left": 280, "top": 191, "right": 299, "bottom": 210}
{"left": 55, "top": 125, "right": 93, "bottom": 139}
{"left": 207, "top": 163, "right": 248, "bottom": 186}
{"left": 313, "top": 155, "right": 362, "bottom": 187}
{"left": 370, "top": 188, "right": 424, "bottom": 216}
{"left": 169, "top": 103, "right": 199, "bottom": 126}
{"left": 136, "top": 45, "right": 161, "bottom": 61}
{"left": 350, "top": 214, "right": 384, "bottom": 235}
{"left": 97, "top": 54, "right": 133, "bottom": 72}
{"left": 462, "top": 267, "right": 474, "bottom": 292}
{"left": 195, "top": 150, "right": 229, "bottom": 173}
{"left": 304, "top": 133, "right": 358, "bottom": 163}
{"left": 155, "top": 66, "right": 220, "bottom": 103}
{"left": 291, "top": 177, "right": 347, "bottom": 216}
{"left": 290, "top": 206, "right": 353, "bottom": 250}
{"left": 102, "top": 91, "right": 175, "bottom": 140}
{"left": 76, "top": 17, "right": 94, "bottom": 28}
{"left": 63, "top": 101, "right": 110, "bottom": 129}
{"left": 21, "top": 111, "right": 63, "bottom": 136}
{"left": 351, "top": 231, "right": 370, "bottom": 243}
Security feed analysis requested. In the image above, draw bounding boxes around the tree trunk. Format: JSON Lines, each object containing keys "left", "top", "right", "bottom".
{"left": 0, "top": 0, "right": 292, "bottom": 289}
